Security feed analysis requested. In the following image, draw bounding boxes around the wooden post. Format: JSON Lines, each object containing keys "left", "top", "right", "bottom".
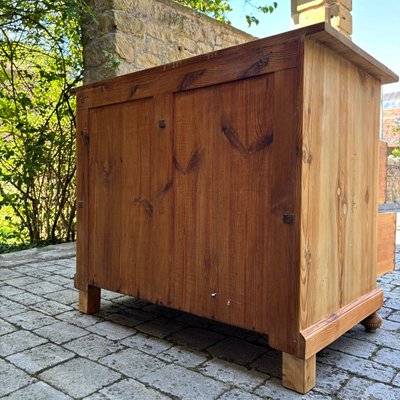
{"left": 291, "top": 0, "right": 352, "bottom": 38}
{"left": 282, "top": 353, "right": 316, "bottom": 394}
{"left": 79, "top": 286, "right": 101, "bottom": 314}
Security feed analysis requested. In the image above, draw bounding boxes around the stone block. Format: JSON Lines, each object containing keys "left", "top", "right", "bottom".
{"left": 0, "top": 330, "right": 47, "bottom": 357}
{"left": 24, "top": 281, "right": 63, "bottom": 296}
{"left": 136, "top": 0, "right": 153, "bottom": 15}
{"left": 31, "top": 300, "right": 73, "bottom": 316}
{"left": 4, "top": 310, "right": 57, "bottom": 330}
{"left": 121, "top": 333, "right": 172, "bottom": 355}
{"left": 98, "top": 11, "right": 116, "bottom": 34}
{"left": 158, "top": 344, "right": 208, "bottom": 368}
{"left": 34, "top": 321, "right": 88, "bottom": 344}
{"left": 113, "top": 0, "right": 137, "bottom": 11}
{"left": 0, "top": 359, "right": 34, "bottom": 397}
{"left": 139, "top": 364, "right": 229, "bottom": 400}
{"left": 64, "top": 333, "right": 125, "bottom": 360}
{"left": 114, "top": 12, "right": 144, "bottom": 36}
{"left": 170, "top": 327, "right": 224, "bottom": 351}
{"left": 337, "top": 376, "right": 400, "bottom": 400}
{"left": 99, "top": 348, "right": 167, "bottom": 378}
{"left": 328, "top": 335, "right": 378, "bottom": 359}
{"left": 87, "top": 378, "right": 170, "bottom": 400}
{"left": 218, "top": 389, "right": 263, "bottom": 400}
{"left": 0, "top": 318, "right": 17, "bottom": 336}
{"left": 372, "top": 347, "right": 400, "bottom": 369}
{"left": 7, "top": 343, "right": 74, "bottom": 374}
{"left": 198, "top": 358, "right": 267, "bottom": 390}
{"left": 39, "top": 358, "right": 121, "bottom": 398}
{"left": 115, "top": 32, "right": 135, "bottom": 62}
{"left": 318, "top": 348, "right": 396, "bottom": 383}
{"left": 207, "top": 337, "right": 266, "bottom": 365}
{"left": 3, "top": 381, "right": 70, "bottom": 400}
{"left": 87, "top": 320, "right": 135, "bottom": 340}
{"left": 135, "top": 316, "right": 185, "bottom": 338}
{"left": 44, "top": 288, "right": 78, "bottom": 305}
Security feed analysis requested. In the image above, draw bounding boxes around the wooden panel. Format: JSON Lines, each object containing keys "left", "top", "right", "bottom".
{"left": 378, "top": 141, "right": 388, "bottom": 204}
{"left": 309, "top": 23, "right": 398, "bottom": 84}
{"left": 300, "top": 38, "right": 380, "bottom": 330}
{"left": 300, "top": 288, "right": 383, "bottom": 359}
{"left": 88, "top": 98, "right": 173, "bottom": 304}
{"left": 267, "top": 68, "right": 302, "bottom": 355}
{"left": 377, "top": 212, "right": 396, "bottom": 275}
{"left": 173, "top": 75, "right": 274, "bottom": 331}
{"left": 76, "top": 40, "right": 299, "bottom": 110}
{"left": 75, "top": 108, "right": 90, "bottom": 291}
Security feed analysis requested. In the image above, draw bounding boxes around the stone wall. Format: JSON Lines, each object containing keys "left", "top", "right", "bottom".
{"left": 387, "top": 156, "right": 400, "bottom": 203}
{"left": 83, "top": 0, "right": 253, "bottom": 84}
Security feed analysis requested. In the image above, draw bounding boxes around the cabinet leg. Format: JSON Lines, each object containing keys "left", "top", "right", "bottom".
{"left": 282, "top": 353, "right": 316, "bottom": 394}
{"left": 79, "top": 286, "right": 101, "bottom": 314}
{"left": 360, "top": 311, "right": 383, "bottom": 332}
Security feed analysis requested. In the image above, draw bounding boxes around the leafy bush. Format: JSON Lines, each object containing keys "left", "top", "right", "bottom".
{"left": 0, "top": 1, "right": 92, "bottom": 248}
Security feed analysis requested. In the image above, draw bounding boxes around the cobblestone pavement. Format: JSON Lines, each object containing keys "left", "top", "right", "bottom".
{"left": 0, "top": 239, "right": 399, "bottom": 400}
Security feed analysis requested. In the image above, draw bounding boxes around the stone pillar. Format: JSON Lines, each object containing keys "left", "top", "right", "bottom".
{"left": 291, "top": 0, "right": 352, "bottom": 38}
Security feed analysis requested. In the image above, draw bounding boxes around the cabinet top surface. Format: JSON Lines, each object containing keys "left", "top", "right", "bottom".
{"left": 74, "top": 22, "right": 398, "bottom": 96}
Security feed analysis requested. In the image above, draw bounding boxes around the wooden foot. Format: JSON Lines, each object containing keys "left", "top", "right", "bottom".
{"left": 282, "top": 353, "right": 316, "bottom": 394}
{"left": 360, "top": 311, "right": 383, "bottom": 332}
{"left": 79, "top": 286, "right": 101, "bottom": 314}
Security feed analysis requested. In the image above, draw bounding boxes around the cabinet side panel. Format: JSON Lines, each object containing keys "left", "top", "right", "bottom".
{"left": 300, "top": 38, "right": 380, "bottom": 330}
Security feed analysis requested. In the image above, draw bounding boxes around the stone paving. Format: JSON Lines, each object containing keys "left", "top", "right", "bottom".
{"left": 0, "top": 238, "right": 399, "bottom": 400}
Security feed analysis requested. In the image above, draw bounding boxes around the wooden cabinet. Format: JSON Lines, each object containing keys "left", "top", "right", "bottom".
{"left": 74, "top": 22, "right": 398, "bottom": 393}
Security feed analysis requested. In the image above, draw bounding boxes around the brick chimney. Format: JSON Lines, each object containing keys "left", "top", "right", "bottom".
{"left": 291, "top": 0, "right": 352, "bottom": 38}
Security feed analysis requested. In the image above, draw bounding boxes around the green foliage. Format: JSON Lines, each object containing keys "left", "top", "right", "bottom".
{"left": 391, "top": 119, "right": 400, "bottom": 157}
{"left": 175, "top": 0, "right": 278, "bottom": 25}
{"left": 392, "top": 147, "right": 400, "bottom": 157}
{"left": 0, "top": 0, "right": 93, "bottom": 248}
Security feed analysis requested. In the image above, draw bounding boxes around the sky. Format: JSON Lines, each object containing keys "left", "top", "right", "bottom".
{"left": 226, "top": 0, "right": 400, "bottom": 94}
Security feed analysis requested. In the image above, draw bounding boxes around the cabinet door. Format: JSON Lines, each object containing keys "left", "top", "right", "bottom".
{"left": 173, "top": 75, "right": 275, "bottom": 330}
{"left": 88, "top": 98, "right": 173, "bottom": 303}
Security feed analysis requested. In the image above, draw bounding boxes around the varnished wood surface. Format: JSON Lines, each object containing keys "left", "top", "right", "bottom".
{"left": 75, "top": 40, "right": 299, "bottom": 111}
{"left": 88, "top": 98, "right": 174, "bottom": 304}
{"left": 300, "top": 288, "right": 383, "bottom": 359}
{"left": 75, "top": 24, "right": 393, "bottom": 389}
{"left": 378, "top": 141, "right": 388, "bottom": 204}
{"left": 309, "top": 23, "right": 398, "bottom": 84}
{"left": 377, "top": 212, "right": 397, "bottom": 275}
{"left": 75, "top": 108, "right": 90, "bottom": 291}
{"left": 282, "top": 353, "right": 316, "bottom": 394}
{"left": 300, "top": 37, "right": 380, "bottom": 330}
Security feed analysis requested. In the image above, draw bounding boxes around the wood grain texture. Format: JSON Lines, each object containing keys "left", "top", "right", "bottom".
{"left": 378, "top": 141, "right": 388, "bottom": 204}
{"left": 79, "top": 286, "right": 101, "bottom": 314}
{"left": 88, "top": 97, "right": 173, "bottom": 304}
{"left": 377, "top": 212, "right": 396, "bottom": 275}
{"left": 74, "top": 24, "right": 394, "bottom": 394}
{"left": 173, "top": 75, "right": 276, "bottom": 332}
{"left": 282, "top": 353, "right": 316, "bottom": 394}
{"left": 300, "top": 288, "right": 383, "bottom": 359}
{"left": 308, "top": 23, "right": 398, "bottom": 84}
{"left": 75, "top": 108, "right": 90, "bottom": 291}
{"left": 299, "top": 37, "right": 381, "bottom": 330}
{"left": 75, "top": 41, "right": 298, "bottom": 111}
